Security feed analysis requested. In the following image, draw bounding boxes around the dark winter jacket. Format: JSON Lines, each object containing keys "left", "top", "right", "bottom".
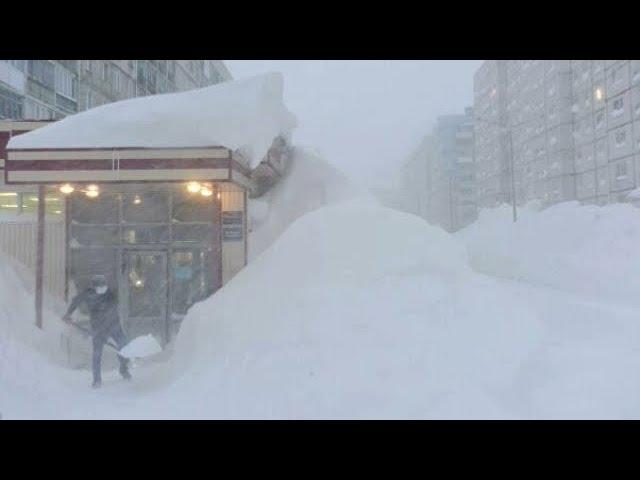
{"left": 65, "top": 288, "right": 119, "bottom": 336}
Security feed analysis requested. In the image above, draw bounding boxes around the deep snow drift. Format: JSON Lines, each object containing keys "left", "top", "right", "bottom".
{"left": 248, "top": 147, "right": 370, "bottom": 259}
{"left": 8, "top": 72, "right": 297, "bottom": 168}
{"left": 460, "top": 201, "right": 640, "bottom": 307}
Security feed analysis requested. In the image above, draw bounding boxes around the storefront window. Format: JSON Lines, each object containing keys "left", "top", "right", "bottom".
{"left": 123, "top": 192, "right": 169, "bottom": 224}
{"left": 172, "top": 191, "right": 215, "bottom": 222}
{"left": 71, "top": 193, "right": 118, "bottom": 224}
{"left": 0, "top": 192, "right": 19, "bottom": 214}
{"left": 0, "top": 191, "right": 63, "bottom": 216}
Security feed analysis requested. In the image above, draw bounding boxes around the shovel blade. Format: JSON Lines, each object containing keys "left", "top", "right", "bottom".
{"left": 118, "top": 334, "right": 162, "bottom": 359}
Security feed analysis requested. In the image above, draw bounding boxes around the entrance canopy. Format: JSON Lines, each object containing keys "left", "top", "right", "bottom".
{"left": 5, "top": 72, "right": 296, "bottom": 190}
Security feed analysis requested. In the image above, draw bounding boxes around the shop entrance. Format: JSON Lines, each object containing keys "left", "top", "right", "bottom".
{"left": 120, "top": 250, "right": 168, "bottom": 344}
{"left": 67, "top": 183, "right": 222, "bottom": 346}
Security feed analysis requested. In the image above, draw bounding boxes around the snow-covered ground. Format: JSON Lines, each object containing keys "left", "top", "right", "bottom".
{"left": 2, "top": 163, "right": 640, "bottom": 418}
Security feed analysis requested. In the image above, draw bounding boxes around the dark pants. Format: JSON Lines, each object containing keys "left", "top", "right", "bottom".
{"left": 92, "top": 323, "right": 130, "bottom": 383}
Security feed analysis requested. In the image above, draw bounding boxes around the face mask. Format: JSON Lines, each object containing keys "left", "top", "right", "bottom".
{"left": 96, "top": 286, "right": 107, "bottom": 295}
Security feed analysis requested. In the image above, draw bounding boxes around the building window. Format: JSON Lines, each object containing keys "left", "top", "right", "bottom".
{"left": 28, "top": 60, "right": 55, "bottom": 89}
{"left": 615, "top": 129, "right": 627, "bottom": 147}
{"left": 0, "top": 87, "right": 23, "bottom": 119}
{"left": 615, "top": 162, "right": 628, "bottom": 179}
{"left": 612, "top": 97, "right": 624, "bottom": 117}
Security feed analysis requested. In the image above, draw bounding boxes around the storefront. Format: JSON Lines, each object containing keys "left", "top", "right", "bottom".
{"left": 3, "top": 127, "right": 254, "bottom": 346}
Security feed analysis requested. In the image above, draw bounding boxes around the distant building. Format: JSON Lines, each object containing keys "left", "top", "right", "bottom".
{"left": 400, "top": 108, "right": 476, "bottom": 232}
{"left": 473, "top": 60, "right": 640, "bottom": 210}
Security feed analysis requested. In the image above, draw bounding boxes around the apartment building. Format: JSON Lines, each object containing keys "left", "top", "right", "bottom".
{"left": 473, "top": 60, "right": 508, "bottom": 208}
{"left": 0, "top": 60, "right": 232, "bottom": 122}
{"left": 400, "top": 108, "right": 476, "bottom": 232}
{"left": 572, "top": 60, "right": 640, "bottom": 205}
{"left": 473, "top": 60, "right": 640, "bottom": 211}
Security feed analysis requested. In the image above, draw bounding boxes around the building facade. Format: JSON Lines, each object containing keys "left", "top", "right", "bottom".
{"left": 473, "top": 60, "right": 640, "bottom": 210}
{"left": 572, "top": 60, "right": 640, "bottom": 205}
{"left": 0, "top": 60, "right": 231, "bottom": 122}
{"left": 473, "top": 60, "right": 508, "bottom": 208}
{"left": 400, "top": 108, "right": 477, "bottom": 232}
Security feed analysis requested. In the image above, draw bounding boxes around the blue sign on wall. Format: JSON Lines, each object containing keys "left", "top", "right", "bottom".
{"left": 222, "top": 211, "right": 244, "bottom": 242}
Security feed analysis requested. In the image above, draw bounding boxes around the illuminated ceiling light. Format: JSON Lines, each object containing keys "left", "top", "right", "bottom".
{"left": 59, "top": 184, "right": 74, "bottom": 195}
{"left": 0, "top": 192, "right": 17, "bottom": 197}
{"left": 216, "top": 192, "right": 221, "bottom": 200}
{"left": 595, "top": 87, "right": 604, "bottom": 101}
{"left": 134, "top": 279, "right": 144, "bottom": 288}
{"left": 133, "top": 195, "right": 142, "bottom": 205}
{"left": 85, "top": 185, "right": 99, "bottom": 198}
{"left": 186, "top": 181, "right": 201, "bottom": 193}
{"left": 200, "top": 186, "right": 213, "bottom": 197}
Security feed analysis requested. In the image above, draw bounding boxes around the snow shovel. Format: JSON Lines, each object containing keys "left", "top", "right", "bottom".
{"left": 68, "top": 321, "right": 162, "bottom": 360}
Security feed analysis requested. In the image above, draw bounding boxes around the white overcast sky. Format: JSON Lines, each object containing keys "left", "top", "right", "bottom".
{"left": 225, "top": 60, "right": 482, "bottom": 189}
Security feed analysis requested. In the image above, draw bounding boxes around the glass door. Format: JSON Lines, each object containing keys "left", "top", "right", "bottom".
{"left": 120, "top": 250, "right": 168, "bottom": 344}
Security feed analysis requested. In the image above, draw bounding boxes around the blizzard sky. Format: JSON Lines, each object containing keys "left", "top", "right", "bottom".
{"left": 225, "top": 60, "right": 482, "bottom": 189}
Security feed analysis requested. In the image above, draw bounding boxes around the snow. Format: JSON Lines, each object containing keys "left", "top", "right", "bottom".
{"left": 3, "top": 179, "right": 640, "bottom": 418}
{"left": 3, "top": 74, "right": 640, "bottom": 417}
{"left": 8, "top": 73, "right": 297, "bottom": 168}
{"left": 460, "top": 201, "right": 640, "bottom": 307}
{"left": 118, "top": 335, "right": 162, "bottom": 359}
{"left": 248, "top": 147, "right": 370, "bottom": 259}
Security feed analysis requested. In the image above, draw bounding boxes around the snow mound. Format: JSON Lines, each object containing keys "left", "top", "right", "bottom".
{"left": 256, "top": 199, "right": 470, "bottom": 285}
{"left": 8, "top": 72, "right": 297, "bottom": 168}
{"left": 139, "top": 200, "right": 545, "bottom": 419}
{"left": 249, "top": 147, "right": 371, "bottom": 259}
{"left": 460, "top": 201, "right": 640, "bottom": 306}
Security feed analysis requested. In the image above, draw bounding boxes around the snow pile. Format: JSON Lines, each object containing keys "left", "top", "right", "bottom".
{"left": 0, "top": 254, "right": 70, "bottom": 418}
{"left": 460, "top": 201, "right": 640, "bottom": 306}
{"left": 8, "top": 72, "right": 297, "bottom": 168}
{"left": 249, "top": 147, "right": 369, "bottom": 259}
{"left": 131, "top": 200, "right": 547, "bottom": 419}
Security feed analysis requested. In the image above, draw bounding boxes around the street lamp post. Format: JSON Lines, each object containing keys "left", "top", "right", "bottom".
{"left": 475, "top": 117, "right": 518, "bottom": 222}
{"left": 507, "top": 129, "right": 517, "bottom": 223}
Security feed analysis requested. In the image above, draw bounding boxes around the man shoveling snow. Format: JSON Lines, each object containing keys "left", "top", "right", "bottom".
{"left": 63, "top": 275, "right": 133, "bottom": 389}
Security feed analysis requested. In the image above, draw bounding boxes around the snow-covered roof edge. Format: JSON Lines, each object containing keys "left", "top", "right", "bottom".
{"left": 8, "top": 72, "right": 297, "bottom": 169}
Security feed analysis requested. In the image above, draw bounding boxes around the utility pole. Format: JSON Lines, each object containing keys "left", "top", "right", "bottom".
{"left": 508, "top": 129, "right": 517, "bottom": 223}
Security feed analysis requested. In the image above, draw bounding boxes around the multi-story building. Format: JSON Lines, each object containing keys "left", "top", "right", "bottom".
{"left": 473, "top": 60, "right": 640, "bottom": 210}
{"left": 1, "top": 60, "right": 231, "bottom": 122}
{"left": 572, "top": 60, "right": 640, "bottom": 205}
{"left": 399, "top": 135, "right": 434, "bottom": 219}
{"left": 473, "top": 60, "right": 508, "bottom": 208}
{"left": 400, "top": 108, "right": 477, "bottom": 232}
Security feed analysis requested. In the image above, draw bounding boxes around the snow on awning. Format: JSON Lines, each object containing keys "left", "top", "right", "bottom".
{"left": 7, "top": 72, "right": 297, "bottom": 170}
